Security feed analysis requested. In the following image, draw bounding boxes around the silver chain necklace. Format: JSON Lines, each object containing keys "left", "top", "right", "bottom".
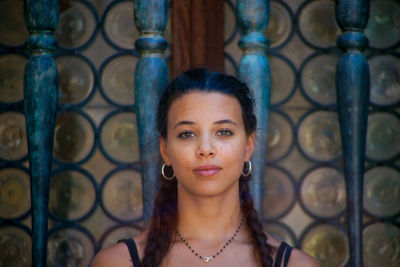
{"left": 176, "top": 217, "right": 245, "bottom": 263}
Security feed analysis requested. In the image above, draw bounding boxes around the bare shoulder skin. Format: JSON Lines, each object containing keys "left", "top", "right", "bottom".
{"left": 90, "top": 232, "right": 147, "bottom": 267}
{"left": 287, "top": 248, "right": 320, "bottom": 267}
{"left": 90, "top": 242, "right": 131, "bottom": 267}
{"left": 91, "top": 230, "right": 319, "bottom": 267}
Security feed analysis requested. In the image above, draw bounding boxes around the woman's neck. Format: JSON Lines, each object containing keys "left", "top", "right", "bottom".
{"left": 176, "top": 185, "right": 243, "bottom": 242}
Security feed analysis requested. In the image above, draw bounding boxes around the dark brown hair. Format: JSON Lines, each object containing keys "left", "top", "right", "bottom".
{"left": 141, "top": 68, "right": 273, "bottom": 266}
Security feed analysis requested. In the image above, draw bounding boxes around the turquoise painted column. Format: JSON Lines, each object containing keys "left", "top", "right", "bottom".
{"left": 134, "top": 0, "right": 168, "bottom": 222}
{"left": 335, "top": 1, "right": 370, "bottom": 266}
{"left": 23, "top": 0, "right": 59, "bottom": 266}
{"left": 237, "top": 0, "right": 270, "bottom": 213}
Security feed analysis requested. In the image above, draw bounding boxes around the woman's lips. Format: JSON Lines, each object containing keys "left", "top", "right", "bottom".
{"left": 194, "top": 165, "right": 222, "bottom": 177}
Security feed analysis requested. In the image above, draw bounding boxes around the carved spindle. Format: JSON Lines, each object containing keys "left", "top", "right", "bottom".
{"left": 237, "top": 0, "right": 270, "bottom": 213}
{"left": 335, "top": 1, "right": 370, "bottom": 266}
{"left": 134, "top": 0, "right": 168, "bottom": 222}
{"left": 23, "top": 0, "right": 59, "bottom": 266}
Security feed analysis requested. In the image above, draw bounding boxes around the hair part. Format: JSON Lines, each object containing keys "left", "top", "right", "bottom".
{"left": 142, "top": 68, "right": 273, "bottom": 266}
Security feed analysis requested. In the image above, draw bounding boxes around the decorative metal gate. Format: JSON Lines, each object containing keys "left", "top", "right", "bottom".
{"left": 0, "top": 0, "right": 399, "bottom": 266}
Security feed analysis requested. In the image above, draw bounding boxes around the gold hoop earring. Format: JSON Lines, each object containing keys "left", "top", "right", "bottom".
{"left": 241, "top": 161, "right": 252, "bottom": 176}
{"left": 162, "top": 163, "right": 175, "bottom": 180}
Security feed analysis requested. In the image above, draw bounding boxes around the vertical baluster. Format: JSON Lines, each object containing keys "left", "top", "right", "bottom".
{"left": 23, "top": 0, "right": 59, "bottom": 266}
{"left": 237, "top": 0, "right": 270, "bottom": 213}
{"left": 134, "top": 0, "right": 168, "bottom": 222}
{"left": 335, "top": 1, "right": 370, "bottom": 266}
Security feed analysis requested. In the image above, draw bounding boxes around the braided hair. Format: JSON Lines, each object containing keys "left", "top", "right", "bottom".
{"left": 141, "top": 68, "right": 274, "bottom": 266}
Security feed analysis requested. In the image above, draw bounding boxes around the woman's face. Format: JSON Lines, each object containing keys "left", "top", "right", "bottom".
{"left": 160, "top": 91, "right": 254, "bottom": 197}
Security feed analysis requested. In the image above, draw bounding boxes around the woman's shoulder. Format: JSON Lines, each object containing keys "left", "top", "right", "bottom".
{"left": 90, "top": 232, "right": 147, "bottom": 267}
{"left": 287, "top": 248, "right": 320, "bottom": 267}
{"left": 90, "top": 242, "right": 131, "bottom": 267}
{"left": 265, "top": 233, "right": 320, "bottom": 267}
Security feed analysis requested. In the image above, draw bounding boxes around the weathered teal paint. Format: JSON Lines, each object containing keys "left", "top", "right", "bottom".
{"left": 335, "top": 1, "right": 370, "bottom": 266}
{"left": 134, "top": 0, "right": 168, "bottom": 222}
{"left": 237, "top": 0, "right": 270, "bottom": 213}
{"left": 24, "top": 0, "right": 59, "bottom": 266}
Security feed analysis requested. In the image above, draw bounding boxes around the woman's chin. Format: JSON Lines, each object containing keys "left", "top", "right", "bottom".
{"left": 178, "top": 180, "right": 239, "bottom": 198}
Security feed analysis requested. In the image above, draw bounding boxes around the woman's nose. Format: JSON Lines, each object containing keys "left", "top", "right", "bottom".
{"left": 196, "top": 135, "right": 215, "bottom": 157}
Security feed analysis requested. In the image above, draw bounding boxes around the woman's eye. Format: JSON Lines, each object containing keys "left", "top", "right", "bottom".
{"left": 217, "top": 129, "right": 233, "bottom": 136}
{"left": 178, "top": 131, "right": 195, "bottom": 139}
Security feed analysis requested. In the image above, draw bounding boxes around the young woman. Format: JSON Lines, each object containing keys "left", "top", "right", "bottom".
{"left": 92, "top": 69, "right": 319, "bottom": 267}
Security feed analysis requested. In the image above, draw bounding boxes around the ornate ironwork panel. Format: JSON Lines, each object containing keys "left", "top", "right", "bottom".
{"left": 0, "top": 0, "right": 399, "bottom": 266}
{"left": 224, "top": 0, "right": 399, "bottom": 266}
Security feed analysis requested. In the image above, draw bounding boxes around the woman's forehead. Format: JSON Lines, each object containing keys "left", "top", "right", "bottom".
{"left": 167, "top": 91, "right": 243, "bottom": 124}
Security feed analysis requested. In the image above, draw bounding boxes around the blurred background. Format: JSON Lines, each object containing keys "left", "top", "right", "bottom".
{"left": 0, "top": 0, "right": 399, "bottom": 266}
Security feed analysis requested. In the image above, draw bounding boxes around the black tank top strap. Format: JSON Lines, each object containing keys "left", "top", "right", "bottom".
{"left": 274, "top": 242, "right": 292, "bottom": 267}
{"left": 118, "top": 238, "right": 142, "bottom": 267}
{"left": 283, "top": 243, "right": 292, "bottom": 266}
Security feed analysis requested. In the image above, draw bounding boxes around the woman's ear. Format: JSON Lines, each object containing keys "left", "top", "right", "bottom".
{"left": 245, "top": 132, "right": 255, "bottom": 161}
{"left": 159, "top": 136, "right": 170, "bottom": 164}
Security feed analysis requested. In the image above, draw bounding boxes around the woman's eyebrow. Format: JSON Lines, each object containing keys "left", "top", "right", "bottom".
{"left": 214, "top": 119, "right": 237, "bottom": 126}
{"left": 173, "top": 120, "right": 195, "bottom": 129}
